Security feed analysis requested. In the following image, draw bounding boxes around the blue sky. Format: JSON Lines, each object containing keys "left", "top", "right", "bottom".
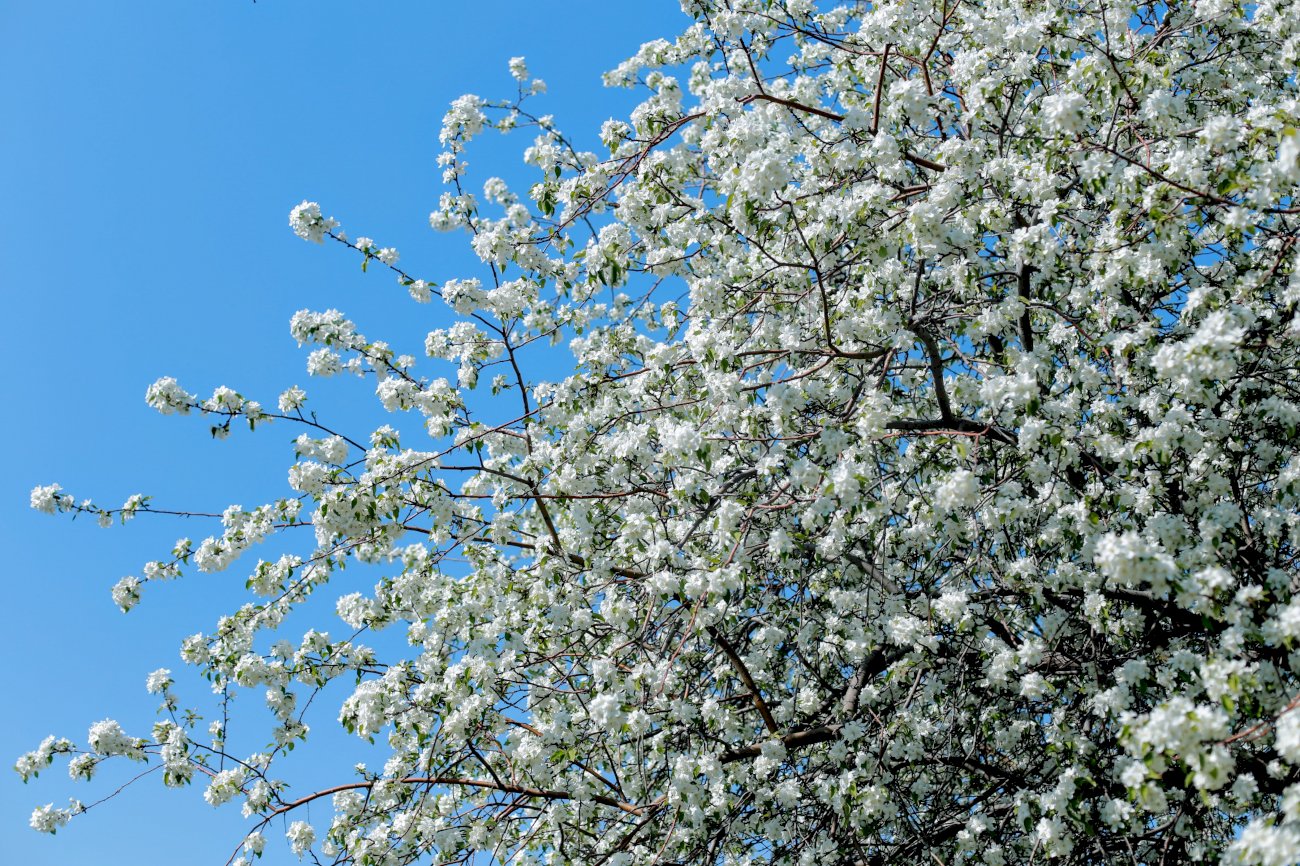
{"left": 1, "top": 2, "right": 686, "bottom": 862}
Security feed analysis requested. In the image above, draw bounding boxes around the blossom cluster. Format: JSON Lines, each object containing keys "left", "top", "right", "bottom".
{"left": 20, "top": 2, "right": 1300, "bottom": 865}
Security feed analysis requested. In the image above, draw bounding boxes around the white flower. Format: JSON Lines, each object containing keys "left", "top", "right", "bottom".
{"left": 145, "top": 668, "right": 172, "bottom": 694}
{"left": 1279, "top": 132, "right": 1300, "bottom": 183}
{"left": 306, "top": 347, "right": 342, "bottom": 378}
{"left": 1035, "top": 816, "right": 1073, "bottom": 858}
{"left": 29, "top": 802, "right": 79, "bottom": 834}
{"left": 288, "top": 461, "right": 331, "bottom": 494}
{"left": 288, "top": 201, "right": 338, "bottom": 243}
{"left": 1227, "top": 820, "right": 1300, "bottom": 866}
{"left": 68, "top": 754, "right": 97, "bottom": 781}
{"left": 1094, "top": 532, "right": 1175, "bottom": 593}
{"left": 441, "top": 94, "right": 486, "bottom": 145}
{"left": 888, "top": 78, "right": 931, "bottom": 126}
{"left": 774, "top": 779, "right": 801, "bottom": 806}
{"left": 204, "top": 768, "right": 243, "bottom": 807}
{"left": 1190, "top": 744, "right": 1234, "bottom": 791}
{"left": 408, "top": 279, "right": 432, "bottom": 303}
{"left": 1100, "top": 798, "right": 1133, "bottom": 829}
{"left": 588, "top": 692, "right": 626, "bottom": 733}
{"left": 934, "top": 469, "right": 980, "bottom": 512}
{"left": 1040, "top": 91, "right": 1088, "bottom": 135}
{"left": 294, "top": 434, "right": 348, "bottom": 465}
{"left": 278, "top": 385, "right": 307, "bottom": 413}
{"left": 935, "top": 587, "right": 967, "bottom": 621}
{"left": 286, "top": 820, "right": 316, "bottom": 857}
{"left": 30, "top": 484, "right": 66, "bottom": 515}
{"left": 145, "top": 376, "right": 196, "bottom": 415}
{"left": 1120, "top": 760, "right": 1148, "bottom": 789}
{"left": 14, "top": 735, "right": 71, "bottom": 781}
{"left": 88, "top": 720, "right": 143, "bottom": 759}
{"left": 1277, "top": 711, "right": 1300, "bottom": 765}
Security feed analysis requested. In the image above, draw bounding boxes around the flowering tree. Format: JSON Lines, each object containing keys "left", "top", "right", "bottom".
{"left": 18, "top": 0, "right": 1300, "bottom": 863}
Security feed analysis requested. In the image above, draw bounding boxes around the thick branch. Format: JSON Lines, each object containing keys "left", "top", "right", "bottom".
{"left": 707, "top": 625, "right": 780, "bottom": 735}
{"left": 265, "top": 775, "right": 650, "bottom": 819}
{"left": 720, "top": 724, "right": 841, "bottom": 763}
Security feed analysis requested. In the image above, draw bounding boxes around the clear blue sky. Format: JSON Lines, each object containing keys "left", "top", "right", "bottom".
{"left": 1, "top": 2, "right": 686, "bottom": 862}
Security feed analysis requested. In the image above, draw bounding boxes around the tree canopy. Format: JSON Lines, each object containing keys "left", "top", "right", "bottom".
{"left": 19, "top": 0, "right": 1300, "bottom": 864}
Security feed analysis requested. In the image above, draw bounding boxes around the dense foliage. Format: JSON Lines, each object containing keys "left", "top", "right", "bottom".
{"left": 20, "top": 0, "right": 1300, "bottom": 863}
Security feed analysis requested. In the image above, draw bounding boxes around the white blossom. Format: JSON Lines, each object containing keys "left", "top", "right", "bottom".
{"left": 86, "top": 720, "right": 143, "bottom": 759}
{"left": 1040, "top": 91, "right": 1088, "bottom": 135}
{"left": 288, "top": 201, "right": 338, "bottom": 243}
{"left": 286, "top": 820, "right": 315, "bottom": 857}
{"left": 29, "top": 484, "right": 67, "bottom": 515}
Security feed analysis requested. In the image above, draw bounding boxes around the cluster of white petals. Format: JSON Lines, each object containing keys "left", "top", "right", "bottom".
{"left": 288, "top": 200, "right": 338, "bottom": 244}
